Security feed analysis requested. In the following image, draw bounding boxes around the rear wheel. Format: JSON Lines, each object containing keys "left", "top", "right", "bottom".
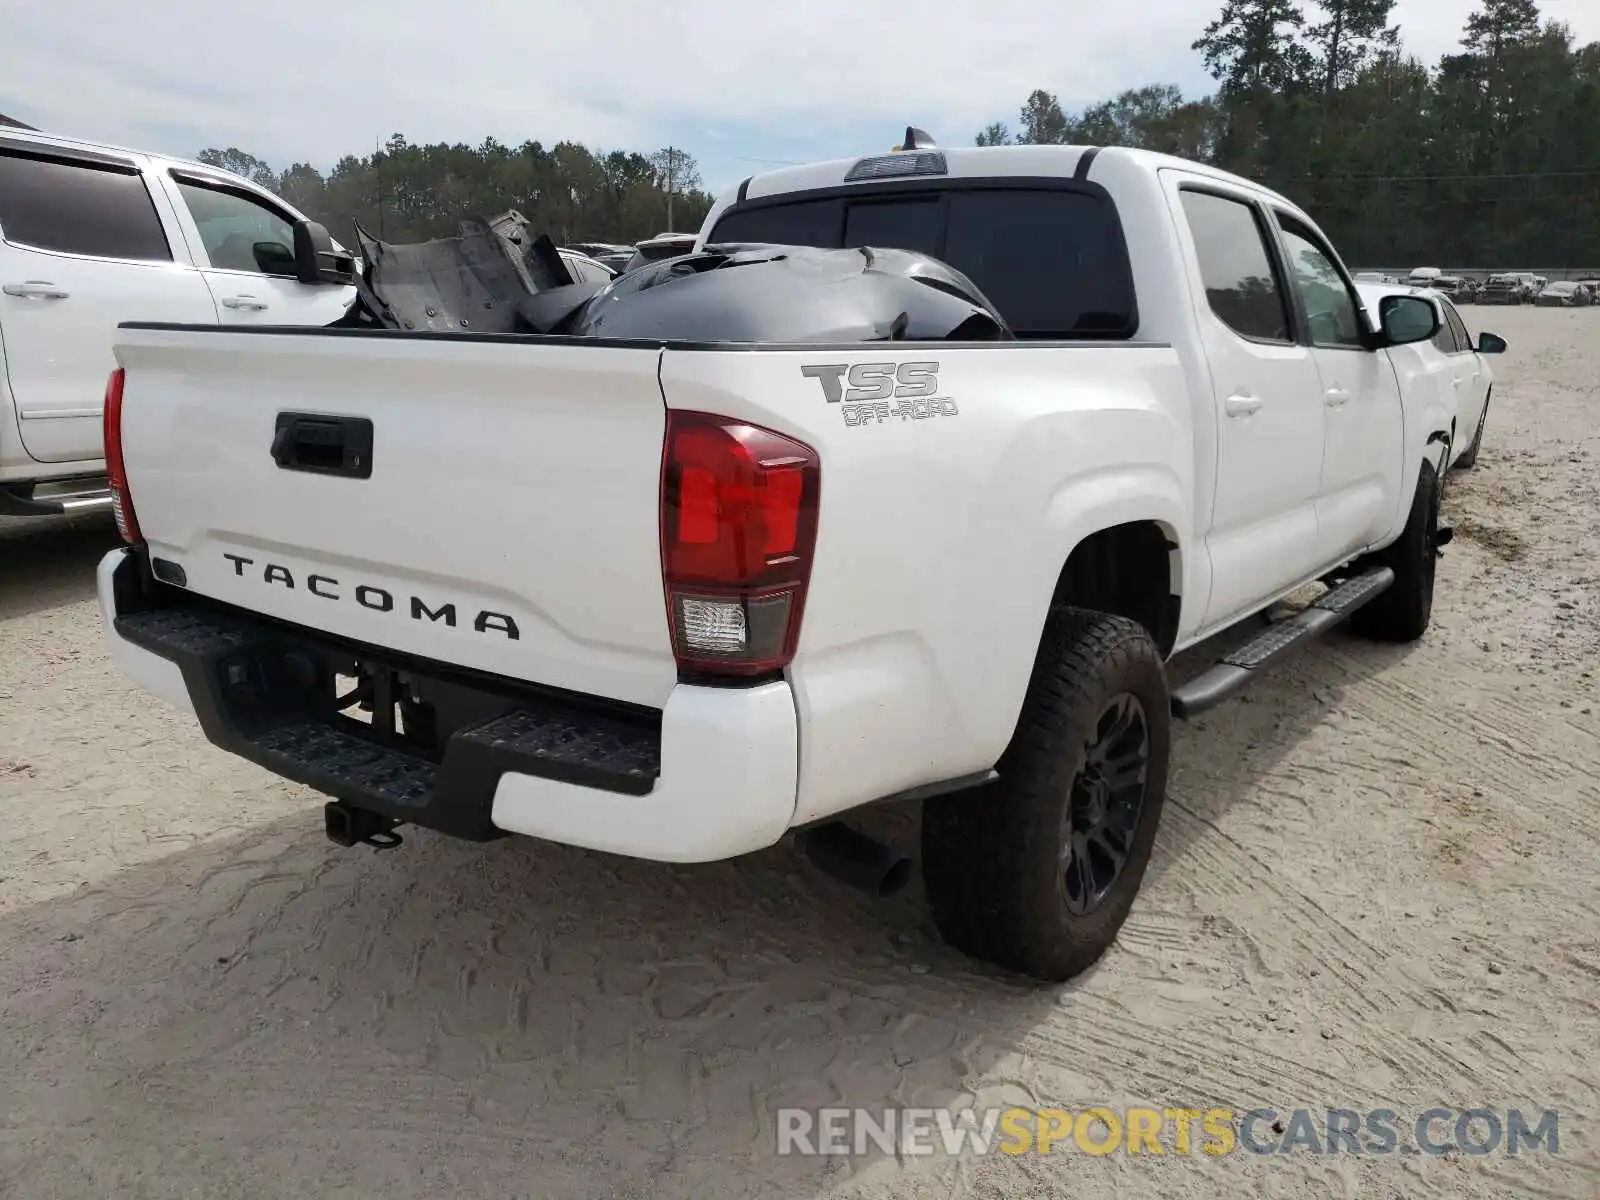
{"left": 1350, "top": 460, "right": 1441, "bottom": 643}
{"left": 1454, "top": 391, "right": 1490, "bottom": 469}
{"left": 922, "top": 608, "right": 1170, "bottom": 981}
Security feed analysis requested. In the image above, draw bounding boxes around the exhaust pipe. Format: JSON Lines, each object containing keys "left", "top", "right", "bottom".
{"left": 324, "top": 801, "right": 404, "bottom": 850}
{"left": 799, "top": 822, "right": 912, "bottom": 898}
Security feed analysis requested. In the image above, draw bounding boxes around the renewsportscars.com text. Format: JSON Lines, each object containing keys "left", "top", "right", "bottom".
{"left": 776, "top": 1106, "right": 1560, "bottom": 1158}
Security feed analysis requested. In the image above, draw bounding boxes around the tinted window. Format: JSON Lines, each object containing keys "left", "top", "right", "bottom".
{"left": 1178, "top": 189, "right": 1289, "bottom": 342}
{"left": 844, "top": 198, "right": 942, "bottom": 257}
{"left": 1276, "top": 217, "right": 1364, "bottom": 349}
{"left": 176, "top": 179, "right": 296, "bottom": 274}
{"left": 0, "top": 151, "right": 171, "bottom": 261}
{"left": 941, "top": 191, "right": 1134, "bottom": 336}
{"left": 710, "top": 198, "right": 841, "bottom": 248}
{"left": 1443, "top": 301, "right": 1471, "bottom": 352}
{"left": 709, "top": 188, "right": 1137, "bottom": 338}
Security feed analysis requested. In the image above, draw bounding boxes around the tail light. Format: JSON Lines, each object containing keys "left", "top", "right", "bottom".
{"left": 660, "top": 410, "right": 820, "bottom": 677}
{"left": 103, "top": 367, "right": 142, "bottom": 545}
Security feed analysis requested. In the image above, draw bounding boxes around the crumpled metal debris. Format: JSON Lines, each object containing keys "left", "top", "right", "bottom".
{"left": 340, "top": 217, "right": 1011, "bottom": 343}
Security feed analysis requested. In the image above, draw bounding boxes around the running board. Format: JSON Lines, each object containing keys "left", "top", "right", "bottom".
{"left": 1170, "top": 566, "right": 1395, "bottom": 719}
{"left": 0, "top": 481, "right": 114, "bottom": 517}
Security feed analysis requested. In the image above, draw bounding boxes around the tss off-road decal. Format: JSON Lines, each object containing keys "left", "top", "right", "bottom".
{"left": 801, "top": 362, "right": 961, "bottom": 427}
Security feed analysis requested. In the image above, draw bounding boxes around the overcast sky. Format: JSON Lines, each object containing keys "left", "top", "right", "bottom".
{"left": 4, "top": 0, "right": 1599, "bottom": 199}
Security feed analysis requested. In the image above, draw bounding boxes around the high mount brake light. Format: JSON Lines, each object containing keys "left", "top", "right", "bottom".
{"left": 103, "top": 367, "right": 142, "bottom": 546}
{"left": 660, "top": 411, "right": 820, "bottom": 677}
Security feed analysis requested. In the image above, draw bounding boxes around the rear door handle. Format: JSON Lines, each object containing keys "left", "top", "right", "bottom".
{"left": 2, "top": 280, "right": 70, "bottom": 299}
{"left": 1224, "top": 393, "right": 1263, "bottom": 418}
{"left": 222, "top": 294, "right": 269, "bottom": 311}
{"left": 1324, "top": 388, "right": 1351, "bottom": 408}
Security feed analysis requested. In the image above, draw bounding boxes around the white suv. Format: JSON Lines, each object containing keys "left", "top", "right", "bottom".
{"left": 0, "top": 126, "right": 354, "bottom": 516}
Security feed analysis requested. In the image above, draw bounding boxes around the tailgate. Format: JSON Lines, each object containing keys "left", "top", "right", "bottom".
{"left": 114, "top": 326, "right": 678, "bottom": 709}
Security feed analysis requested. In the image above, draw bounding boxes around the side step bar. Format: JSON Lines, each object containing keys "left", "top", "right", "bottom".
{"left": 1170, "top": 566, "right": 1394, "bottom": 719}
{"left": 0, "top": 480, "right": 114, "bottom": 517}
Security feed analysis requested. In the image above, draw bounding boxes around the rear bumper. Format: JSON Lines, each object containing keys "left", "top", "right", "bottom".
{"left": 97, "top": 549, "right": 799, "bottom": 862}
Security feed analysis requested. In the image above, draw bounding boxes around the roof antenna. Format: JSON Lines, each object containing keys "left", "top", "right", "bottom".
{"left": 901, "top": 126, "right": 937, "bottom": 151}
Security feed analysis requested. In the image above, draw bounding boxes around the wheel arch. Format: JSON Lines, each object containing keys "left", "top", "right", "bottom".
{"left": 1051, "top": 519, "right": 1184, "bottom": 658}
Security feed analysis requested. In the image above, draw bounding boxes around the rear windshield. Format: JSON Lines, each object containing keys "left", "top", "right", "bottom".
{"left": 707, "top": 187, "right": 1137, "bottom": 339}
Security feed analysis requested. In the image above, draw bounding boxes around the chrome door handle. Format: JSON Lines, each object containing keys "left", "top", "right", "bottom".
{"left": 221, "top": 294, "right": 269, "bottom": 311}
{"left": 1324, "top": 388, "right": 1351, "bottom": 408}
{"left": 1224, "top": 393, "right": 1263, "bottom": 418}
{"left": 2, "top": 280, "right": 70, "bottom": 299}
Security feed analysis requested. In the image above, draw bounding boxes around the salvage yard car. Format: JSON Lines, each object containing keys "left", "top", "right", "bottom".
{"left": 97, "top": 134, "right": 1462, "bottom": 982}
{"left": 1535, "top": 280, "right": 1592, "bottom": 307}
{"left": 0, "top": 125, "right": 355, "bottom": 517}
{"left": 1357, "top": 282, "right": 1505, "bottom": 469}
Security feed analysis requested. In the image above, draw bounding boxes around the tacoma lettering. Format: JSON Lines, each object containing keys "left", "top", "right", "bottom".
{"left": 223, "top": 554, "right": 519, "bottom": 640}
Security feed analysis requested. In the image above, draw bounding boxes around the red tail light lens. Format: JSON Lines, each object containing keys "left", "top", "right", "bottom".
{"left": 660, "top": 411, "right": 820, "bottom": 676}
{"left": 103, "top": 367, "right": 142, "bottom": 546}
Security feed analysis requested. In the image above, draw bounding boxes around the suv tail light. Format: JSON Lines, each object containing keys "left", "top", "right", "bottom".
{"left": 660, "top": 410, "right": 820, "bottom": 677}
{"left": 103, "top": 367, "right": 142, "bottom": 545}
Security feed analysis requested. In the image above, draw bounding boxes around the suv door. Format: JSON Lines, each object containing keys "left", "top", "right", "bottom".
{"left": 1271, "top": 211, "right": 1404, "bottom": 561}
{"left": 1169, "top": 182, "right": 1327, "bottom": 628}
{"left": 0, "top": 142, "right": 218, "bottom": 464}
{"left": 160, "top": 170, "right": 354, "bottom": 326}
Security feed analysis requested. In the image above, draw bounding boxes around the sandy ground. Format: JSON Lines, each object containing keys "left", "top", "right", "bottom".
{"left": 0, "top": 306, "right": 1596, "bottom": 1200}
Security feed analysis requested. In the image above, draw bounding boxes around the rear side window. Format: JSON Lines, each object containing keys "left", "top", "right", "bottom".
{"left": 1178, "top": 189, "right": 1289, "bottom": 343}
{"left": 708, "top": 187, "right": 1137, "bottom": 338}
{"left": 0, "top": 151, "right": 171, "bottom": 261}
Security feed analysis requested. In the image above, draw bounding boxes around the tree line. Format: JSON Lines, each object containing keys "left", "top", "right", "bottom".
{"left": 196, "top": 136, "right": 716, "bottom": 248}
{"left": 976, "top": 0, "right": 1600, "bottom": 266}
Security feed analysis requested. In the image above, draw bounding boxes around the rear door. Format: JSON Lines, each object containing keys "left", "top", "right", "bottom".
{"left": 1269, "top": 210, "right": 1403, "bottom": 560}
{"left": 1167, "top": 181, "right": 1327, "bottom": 627}
{"left": 0, "top": 141, "right": 218, "bottom": 463}
{"left": 159, "top": 170, "right": 355, "bottom": 327}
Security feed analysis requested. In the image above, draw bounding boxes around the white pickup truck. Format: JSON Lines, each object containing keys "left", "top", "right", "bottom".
{"left": 0, "top": 126, "right": 354, "bottom": 516}
{"left": 97, "top": 139, "right": 1456, "bottom": 981}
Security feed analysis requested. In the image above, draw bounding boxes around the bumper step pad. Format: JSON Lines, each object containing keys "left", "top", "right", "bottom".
{"left": 114, "top": 584, "right": 662, "bottom": 838}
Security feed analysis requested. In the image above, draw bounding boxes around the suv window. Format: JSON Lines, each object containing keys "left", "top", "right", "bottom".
{"left": 1177, "top": 189, "right": 1290, "bottom": 343}
{"left": 0, "top": 151, "right": 171, "bottom": 261}
{"left": 1275, "top": 216, "right": 1364, "bottom": 349}
{"left": 1442, "top": 300, "right": 1471, "bottom": 352}
{"left": 708, "top": 187, "right": 1137, "bottom": 338}
{"left": 175, "top": 177, "right": 296, "bottom": 275}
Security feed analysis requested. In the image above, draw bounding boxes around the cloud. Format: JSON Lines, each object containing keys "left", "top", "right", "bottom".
{"left": 3, "top": 0, "right": 1598, "bottom": 189}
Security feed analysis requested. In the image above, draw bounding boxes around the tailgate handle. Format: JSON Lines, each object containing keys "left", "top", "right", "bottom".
{"left": 271, "top": 413, "right": 374, "bottom": 479}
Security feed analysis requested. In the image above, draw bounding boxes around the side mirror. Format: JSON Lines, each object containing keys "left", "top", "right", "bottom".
{"left": 1477, "top": 332, "right": 1507, "bottom": 355}
{"left": 1378, "top": 294, "right": 1439, "bottom": 347}
{"left": 292, "top": 219, "right": 357, "bottom": 287}
{"left": 252, "top": 240, "right": 297, "bottom": 277}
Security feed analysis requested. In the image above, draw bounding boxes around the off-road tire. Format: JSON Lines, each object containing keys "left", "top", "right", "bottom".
{"left": 1349, "top": 459, "right": 1440, "bottom": 643}
{"left": 921, "top": 607, "right": 1170, "bottom": 982}
{"left": 1454, "top": 391, "right": 1490, "bottom": 469}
